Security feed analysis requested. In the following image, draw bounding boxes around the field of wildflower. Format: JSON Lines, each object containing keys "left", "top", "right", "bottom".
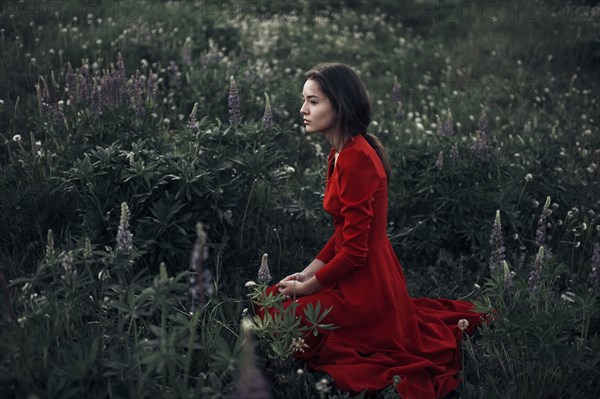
{"left": 0, "top": 0, "right": 599, "bottom": 397}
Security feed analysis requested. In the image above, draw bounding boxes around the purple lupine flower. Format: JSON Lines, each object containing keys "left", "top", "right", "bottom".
{"left": 187, "top": 102, "right": 199, "bottom": 131}
{"left": 167, "top": 61, "right": 181, "bottom": 89}
{"left": 395, "top": 101, "right": 404, "bottom": 121}
{"left": 61, "top": 250, "right": 76, "bottom": 278}
{"left": 233, "top": 337, "right": 271, "bottom": 399}
{"left": 228, "top": 75, "right": 242, "bottom": 125}
{"left": 442, "top": 109, "right": 454, "bottom": 136}
{"left": 588, "top": 242, "right": 599, "bottom": 293}
{"left": 535, "top": 196, "right": 552, "bottom": 248}
{"left": 189, "top": 222, "right": 213, "bottom": 313}
{"left": 181, "top": 37, "right": 193, "bottom": 66}
{"left": 435, "top": 150, "right": 444, "bottom": 171}
{"left": 90, "top": 82, "right": 104, "bottom": 117}
{"left": 146, "top": 70, "right": 158, "bottom": 103}
{"left": 116, "top": 52, "right": 126, "bottom": 79}
{"left": 257, "top": 253, "right": 271, "bottom": 283}
{"left": 473, "top": 130, "right": 489, "bottom": 160}
{"left": 262, "top": 92, "right": 273, "bottom": 128}
{"left": 128, "top": 70, "right": 146, "bottom": 116}
{"left": 37, "top": 77, "right": 64, "bottom": 126}
{"left": 392, "top": 76, "right": 401, "bottom": 103}
{"left": 65, "top": 62, "right": 75, "bottom": 101}
{"left": 435, "top": 110, "right": 454, "bottom": 136}
{"left": 449, "top": 144, "right": 459, "bottom": 163}
{"left": 528, "top": 246, "right": 545, "bottom": 294}
{"left": 473, "top": 110, "right": 490, "bottom": 159}
{"left": 436, "top": 115, "right": 443, "bottom": 136}
{"left": 478, "top": 110, "right": 488, "bottom": 133}
{"left": 489, "top": 210, "right": 506, "bottom": 276}
{"left": 116, "top": 202, "right": 133, "bottom": 254}
{"left": 50, "top": 70, "right": 60, "bottom": 97}
{"left": 78, "top": 62, "right": 92, "bottom": 104}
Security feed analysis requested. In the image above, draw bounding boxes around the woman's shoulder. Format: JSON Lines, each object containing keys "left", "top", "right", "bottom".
{"left": 337, "top": 135, "right": 386, "bottom": 180}
{"left": 338, "top": 135, "right": 376, "bottom": 163}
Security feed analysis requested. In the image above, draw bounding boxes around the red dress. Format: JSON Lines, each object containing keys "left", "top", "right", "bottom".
{"left": 259, "top": 134, "right": 485, "bottom": 398}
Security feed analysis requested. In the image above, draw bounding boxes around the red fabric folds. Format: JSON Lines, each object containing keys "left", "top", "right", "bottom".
{"left": 257, "top": 135, "right": 487, "bottom": 398}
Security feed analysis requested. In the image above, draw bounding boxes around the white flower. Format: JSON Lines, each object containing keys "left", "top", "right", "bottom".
{"left": 244, "top": 280, "right": 257, "bottom": 289}
{"left": 560, "top": 292, "right": 575, "bottom": 303}
{"left": 458, "top": 319, "right": 469, "bottom": 331}
{"left": 525, "top": 173, "right": 533, "bottom": 182}
{"left": 12, "top": 134, "right": 22, "bottom": 142}
{"left": 98, "top": 269, "right": 110, "bottom": 281}
{"left": 240, "top": 315, "right": 257, "bottom": 336}
{"left": 315, "top": 378, "right": 331, "bottom": 393}
{"left": 291, "top": 337, "right": 309, "bottom": 353}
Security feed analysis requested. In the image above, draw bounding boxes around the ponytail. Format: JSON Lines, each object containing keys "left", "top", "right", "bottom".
{"left": 363, "top": 133, "right": 392, "bottom": 182}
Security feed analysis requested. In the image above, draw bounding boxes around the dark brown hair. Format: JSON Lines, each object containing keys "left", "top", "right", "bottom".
{"left": 304, "top": 62, "right": 392, "bottom": 182}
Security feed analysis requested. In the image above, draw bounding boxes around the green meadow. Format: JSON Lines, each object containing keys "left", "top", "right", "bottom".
{"left": 0, "top": 0, "right": 598, "bottom": 397}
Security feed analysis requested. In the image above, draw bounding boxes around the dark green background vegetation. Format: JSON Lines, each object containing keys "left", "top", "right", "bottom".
{"left": 0, "top": 0, "right": 598, "bottom": 397}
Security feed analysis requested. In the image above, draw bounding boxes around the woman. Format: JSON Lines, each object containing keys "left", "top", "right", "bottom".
{"left": 259, "top": 63, "right": 485, "bottom": 398}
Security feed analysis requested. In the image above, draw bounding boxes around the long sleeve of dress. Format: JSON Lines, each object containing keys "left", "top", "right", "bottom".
{"left": 314, "top": 148, "right": 380, "bottom": 287}
{"left": 316, "top": 233, "right": 336, "bottom": 264}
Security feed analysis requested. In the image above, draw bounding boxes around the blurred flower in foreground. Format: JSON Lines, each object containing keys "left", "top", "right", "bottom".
{"left": 189, "top": 222, "right": 213, "bottom": 313}
{"left": 233, "top": 331, "right": 271, "bottom": 399}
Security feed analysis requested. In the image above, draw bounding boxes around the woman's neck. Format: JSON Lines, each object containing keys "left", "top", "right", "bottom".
{"left": 327, "top": 132, "right": 348, "bottom": 153}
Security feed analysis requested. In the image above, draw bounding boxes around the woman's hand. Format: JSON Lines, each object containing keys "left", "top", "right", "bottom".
{"left": 278, "top": 272, "right": 308, "bottom": 284}
{"left": 276, "top": 276, "right": 322, "bottom": 299}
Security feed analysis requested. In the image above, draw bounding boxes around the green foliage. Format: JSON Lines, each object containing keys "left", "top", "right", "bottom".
{"left": 247, "top": 281, "right": 337, "bottom": 360}
{"left": 1, "top": 0, "right": 599, "bottom": 398}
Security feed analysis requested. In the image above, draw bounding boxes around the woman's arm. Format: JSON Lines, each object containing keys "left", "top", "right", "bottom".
{"left": 313, "top": 148, "right": 380, "bottom": 287}
{"left": 276, "top": 258, "right": 326, "bottom": 298}
{"left": 277, "top": 257, "right": 325, "bottom": 284}
{"left": 301, "top": 258, "right": 327, "bottom": 278}
{"left": 277, "top": 273, "right": 323, "bottom": 297}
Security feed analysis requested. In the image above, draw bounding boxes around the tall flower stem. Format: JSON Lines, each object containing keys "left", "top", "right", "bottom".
{"left": 239, "top": 178, "right": 256, "bottom": 253}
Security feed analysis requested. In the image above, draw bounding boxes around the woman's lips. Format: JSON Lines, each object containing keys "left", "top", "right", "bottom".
{"left": 303, "top": 119, "right": 310, "bottom": 124}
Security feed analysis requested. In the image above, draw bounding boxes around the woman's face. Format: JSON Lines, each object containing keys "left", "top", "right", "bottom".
{"left": 300, "top": 79, "right": 336, "bottom": 136}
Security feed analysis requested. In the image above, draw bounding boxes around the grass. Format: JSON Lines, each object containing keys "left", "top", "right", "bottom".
{"left": 1, "top": 0, "right": 599, "bottom": 398}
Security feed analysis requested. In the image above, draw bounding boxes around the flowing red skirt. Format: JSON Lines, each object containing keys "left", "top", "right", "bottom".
{"left": 255, "top": 285, "right": 487, "bottom": 399}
